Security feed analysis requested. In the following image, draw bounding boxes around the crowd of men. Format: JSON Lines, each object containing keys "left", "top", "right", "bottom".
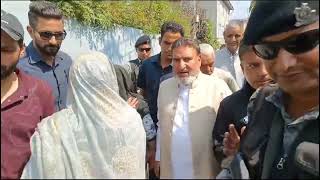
{"left": 1, "top": 0, "right": 319, "bottom": 179}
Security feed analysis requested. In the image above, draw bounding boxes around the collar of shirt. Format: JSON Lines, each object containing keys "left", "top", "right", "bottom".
{"left": 224, "top": 47, "right": 239, "bottom": 57}
{"left": 1, "top": 69, "right": 28, "bottom": 111}
{"left": 265, "top": 88, "right": 319, "bottom": 125}
{"left": 137, "top": 58, "right": 143, "bottom": 65}
{"left": 151, "top": 53, "right": 172, "bottom": 69}
{"left": 26, "top": 41, "right": 63, "bottom": 66}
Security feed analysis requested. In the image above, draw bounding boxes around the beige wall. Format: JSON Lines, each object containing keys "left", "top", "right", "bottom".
{"left": 198, "top": 0, "right": 232, "bottom": 44}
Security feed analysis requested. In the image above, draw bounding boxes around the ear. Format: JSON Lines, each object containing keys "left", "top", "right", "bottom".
{"left": 240, "top": 62, "right": 244, "bottom": 72}
{"left": 27, "top": 26, "right": 34, "bottom": 39}
{"left": 197, "top": 54, "right": 201, "bottom": 63}
{"left": 158, "top": 36, "right": 161, "bottom": 46}
{"left": 19, "top": 43, "right": 26, "bottom": 58}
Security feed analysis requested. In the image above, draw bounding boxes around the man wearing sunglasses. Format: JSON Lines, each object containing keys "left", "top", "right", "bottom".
{"left": 129, "top": 35, "right": 152, "bottom": 93}
{"left": 221, "top": 1, "right": 319, "bottom": 179}
{"left": 17, "top": 1, "right": 72, "bottom": 111}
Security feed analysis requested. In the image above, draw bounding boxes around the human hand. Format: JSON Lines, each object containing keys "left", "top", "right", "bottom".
{"left": 127, "top": 97, "right": 139, "bottom": 109}
{"left": 223, "top": 124, "right": 246, "bottom": 157}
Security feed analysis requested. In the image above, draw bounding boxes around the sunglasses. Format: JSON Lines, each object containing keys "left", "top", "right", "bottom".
{"left": 37, "top": 30, "right": 67, "bottom": 40}
{"left": 253, "top": 29, "right": 319, "bottom": 60}
{"left": 138, "top": 48, "right": 151, "bottom": 52}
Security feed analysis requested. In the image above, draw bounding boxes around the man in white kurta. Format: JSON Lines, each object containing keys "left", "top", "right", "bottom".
{"left": 155, "top": 38, "right": 231, "bottom": 179}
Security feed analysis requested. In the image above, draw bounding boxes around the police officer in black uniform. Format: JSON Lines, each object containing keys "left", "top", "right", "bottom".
{"left": 222, "top": 1, "right": 319, "bottom": 179}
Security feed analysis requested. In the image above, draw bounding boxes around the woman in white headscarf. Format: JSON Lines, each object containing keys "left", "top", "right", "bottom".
{"left": 21, "top": 52, "right": 146, "bottom": 179}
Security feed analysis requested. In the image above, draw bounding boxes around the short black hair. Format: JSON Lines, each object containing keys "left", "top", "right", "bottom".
{"left": 160, "top": 21, "right": 184, "bottom": 39}
{"left": 17, "top": 39, "right": 24, "bottom": 47}
{"left": 172, "top": 38, "right": 200, "bottom": 54}
{"left": 238, "top": 41, "right": 253, "bottom": 61}
{"left": 28, "top": 1, "right": 63, "bottom": 28}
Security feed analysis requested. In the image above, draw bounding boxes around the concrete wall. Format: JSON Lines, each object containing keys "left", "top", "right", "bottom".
{"left": 198, "top": 0, "right": 231, "bottom": 44}
{"left": 216, "top": 1, "right": 231, "bottom": 44}
{"left": 198, "top": 0, "right": 217, "bottom": 35}
{"left": 1, "top": 1, "right": 161, "bottom": 65}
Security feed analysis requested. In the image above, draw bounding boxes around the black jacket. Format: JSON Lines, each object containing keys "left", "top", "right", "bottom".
{"left": 114, "top": 64, "right": 149, "bottom": 118}
{"left": 240, "top": 85, "right": 319, "bottom": 179}
{"left": 129, "top": 59, "right": 141, "bottom": 92}
{"left": 212, "top": 81, "right": 255, "bottom": 164}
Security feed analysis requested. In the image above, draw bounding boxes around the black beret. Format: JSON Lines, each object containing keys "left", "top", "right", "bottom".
{"left": 135, "top": 35, "right": 151, "bottom": 48}
{"left": 243, "top": 0, "right": 319, "bottom": 45}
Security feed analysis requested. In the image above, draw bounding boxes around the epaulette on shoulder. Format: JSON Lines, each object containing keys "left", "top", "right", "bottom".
{"left": 247, "top": 84, "right": 278, "bottom": 118}
{"left": 249, "top": 83, "right": 278, "bottom": 104}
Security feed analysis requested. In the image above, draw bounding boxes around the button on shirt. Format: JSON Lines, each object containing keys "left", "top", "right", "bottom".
{"left": 215, "top": 47, "right": 244, "bottom": 87}
{"left": 1, "top": 69, "right": 55, "bottom": 179}
{"left": 17, "top": 42, "right": 72, "bottom": 111}
{"left": 137, "top": 53, "right": 172, "bottom": 124}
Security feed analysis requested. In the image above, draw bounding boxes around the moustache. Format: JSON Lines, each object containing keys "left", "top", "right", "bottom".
{"left": 43, "top": 45, "right": 60, "bottom": 56}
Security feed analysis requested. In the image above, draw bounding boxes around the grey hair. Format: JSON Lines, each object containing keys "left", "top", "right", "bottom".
{"left": 28, "top": 1, "right": 63, "bottom": 28}
{"left": 225, "top": 19, "right": 247, "bottom": 33}
{"left": 199, "top": 43, "right": 215, "bottom": 57}
{"left": 225, "top": 20, "right": 242, "bottom": 29}
{"left": 171, "top": 38, "right": 200, "bottom": 54}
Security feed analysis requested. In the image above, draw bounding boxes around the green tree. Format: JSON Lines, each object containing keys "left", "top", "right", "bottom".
{"left": 50, "top": 0, "right": 192, "bottom": 36}
{"left": 196, "top": 20, "right": 220, "bottom": 49}
{"left": 48, "top": 0, "right": 220, "bottom": 49}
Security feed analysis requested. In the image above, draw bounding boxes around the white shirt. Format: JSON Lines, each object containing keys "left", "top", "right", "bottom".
{"left": 215, "top": 47, "right": 244, "bottom": 87}
{"left": 212, "top": 68, "right": 240, "bottom": 93}
{"left": 156, "top": 84, "right": 194, "bottom": 178}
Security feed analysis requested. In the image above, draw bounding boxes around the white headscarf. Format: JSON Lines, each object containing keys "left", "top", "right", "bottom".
{"left": 21, "top": 52, "right": 146, "bottom": 179}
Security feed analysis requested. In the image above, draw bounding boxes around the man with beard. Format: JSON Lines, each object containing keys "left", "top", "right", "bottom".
{"left": 1, "top": 10, "right": 55, "bottom": 179}
{"left": 221, "top": 1, "right": 319, "bottom": 179}
{"left": 155, "top": 38, "right": 231, "bottom": 178}
{"left": 215, "top": 20, "right": 244, "bottom": 88}
{"left": 18, "top": 1, "right": 72, "bottom": 111}
{"left": 137, "top": 21, "right": 184, "bottom": 179}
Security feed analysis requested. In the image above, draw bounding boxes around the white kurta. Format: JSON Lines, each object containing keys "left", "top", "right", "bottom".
{"left": 171, "top": 84, "right": 194, "bottom": 178}
{"left": 215, "top": 47, "right": 244, "bottom": 87}
{"left": 156, "top": 84, "right": 194, "bottom": 179}
{"left": 157, "top": 73, "right": 232, "bottom": 178}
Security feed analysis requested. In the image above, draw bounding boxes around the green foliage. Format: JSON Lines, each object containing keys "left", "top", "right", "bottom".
{"left": 50, "top": 0, "right": 192, "bottom": 36}
{"left": 197, "top": 20, "right": 220, "bottom": 50}
{"left": 48, "top": 0, "right": 220, "bottom": 49}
